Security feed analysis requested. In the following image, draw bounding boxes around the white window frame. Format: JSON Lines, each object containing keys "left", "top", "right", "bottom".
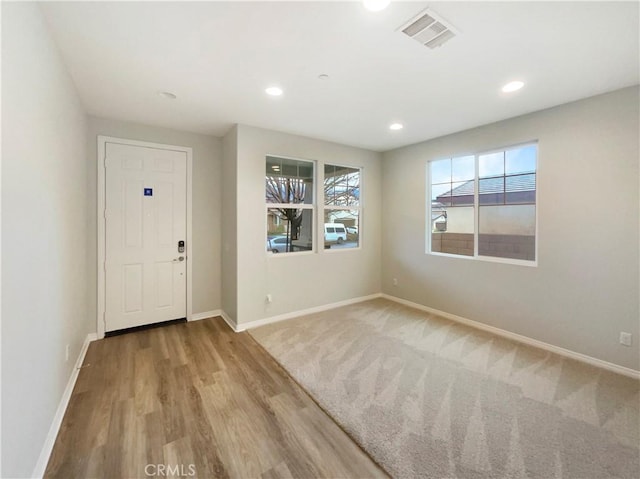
{"left": 426, "top": 141, "right": 539, "bottom": 267}
{"left": 322, "top": 163, "right": 363, "bottom": 253}
{"left": 265, "top": 154, "right": 316, "bottom": 257}
{"left": 265, "top": 155, "right": 364, "bottom": 257}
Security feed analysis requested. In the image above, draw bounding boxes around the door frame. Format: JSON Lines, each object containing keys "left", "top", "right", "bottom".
{"left": 97, "top": 136, "right": 193, "bottom": 339}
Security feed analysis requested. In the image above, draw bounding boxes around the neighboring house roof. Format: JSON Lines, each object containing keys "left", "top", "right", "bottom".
{"left": 438, "top": 172, "right": 536, "bottom": 198}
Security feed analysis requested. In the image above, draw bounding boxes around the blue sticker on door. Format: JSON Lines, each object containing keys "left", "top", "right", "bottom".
{"left": 144, "top": 188, "right": 153, "bottom": 196}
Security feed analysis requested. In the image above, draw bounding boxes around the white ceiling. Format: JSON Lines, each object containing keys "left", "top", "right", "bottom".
{"left": 40, "top": 1, "right": 639, "bottom": 152}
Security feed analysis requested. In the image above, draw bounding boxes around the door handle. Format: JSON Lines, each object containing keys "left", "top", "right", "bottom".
{"left": 173, "top": 256, "right": 185, "bottom": 262}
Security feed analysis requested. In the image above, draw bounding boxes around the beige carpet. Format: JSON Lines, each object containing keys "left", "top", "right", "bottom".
{"left": 250, "top": 298, "right": 640, "bottom": 479}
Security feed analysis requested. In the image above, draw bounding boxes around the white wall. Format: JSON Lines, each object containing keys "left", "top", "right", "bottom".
{"left": 233, "top": 125, "right": 382, "bottom": 325}
{"left": 86, "top": 117, "right": 223, "bottom": 317}
{"left": 1, "top": 3, "right": 91, "bottom": 476}
{"left": 221, "top": 126, "right": 238, "bottom": 321}
{"left": 382, "top": 86, "right": 639, "bottom": 370}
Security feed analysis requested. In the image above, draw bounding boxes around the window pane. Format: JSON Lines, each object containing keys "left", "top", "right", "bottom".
{"left": 479, "top": 205, "right": 536, "bottom": 261}
{"left": 324, "top": 164, "right": 337, "bottom": 204}
{"left": 452, "top": 155, "right": 475, "bottom": 182}
{"left": 479, "top": 176, "right": 504, "bottom": 205}
{"left": 266, "top": 156, "right": 282, "bottom": 174}
{"left": 431, "top": 183, "right": 452, "bottom": 205}
{"left": 506, "top": 145, "right": 537, "bottom": 175}
{"left": 324, "top": 165, "right": 360, "bottom": 206}
{"left": 479, "top": 151, "right": 504, "bottom": 178}
{"left": 431, "top": 202, "right": 447, "bottom": 231}
{"left": 505, "top": 173, "right": 536, "bottom": 204}
{"left": 266, "top": 156, "right": 314, "bottom": 204}
{"left": 431, "top": 205, "right": 474, "bottom": 257}
{"left": 323, "top": 210, "right": 359, "bottom": 249}
{"left": 430, "top": 159, "right": 451, "bottom": 184}
{"left": 266, "top": 208, "right": 313, "bottom": 254}
{"left": 450, "top": 180, "right": 475, "bottom": 206}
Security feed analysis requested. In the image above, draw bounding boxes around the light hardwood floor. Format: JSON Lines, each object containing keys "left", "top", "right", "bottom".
{"left": 45, "top": 317, "right": 387, "bottom": 478}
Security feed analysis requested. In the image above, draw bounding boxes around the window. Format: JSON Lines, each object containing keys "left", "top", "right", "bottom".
{"left": 324, "top": 164, "right": 361, "bottom": 250}
{"left": 266, "top": 156, "right": 315, "bottom": 254}
{"left": 265, "top": 157, "right": 362, "bottom": 255}
{"left": 428, "top": 143, "right": 537, "bottom": 263}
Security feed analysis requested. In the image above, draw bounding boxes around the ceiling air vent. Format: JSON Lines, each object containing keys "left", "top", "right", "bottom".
{"left": 398, "top": 8, "right": 458, "bottom": 49}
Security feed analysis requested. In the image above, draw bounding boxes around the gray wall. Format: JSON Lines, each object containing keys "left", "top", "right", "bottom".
{"left": 382, "top": 86, "right": 640, "bottom": 370}
{"left": 86, "top": 117, "right": 223, "bottom": 317}
{"left": 1, "top": 3, "right": 92, "bottom": 476}
{"left": 221, "top": 126, "right": 238, "bottom": 321}
{"left": 233, "top": 125, "right": 382, "bottom": 325}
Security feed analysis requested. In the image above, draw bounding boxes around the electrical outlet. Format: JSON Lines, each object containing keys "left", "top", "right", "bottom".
{"left": 266, "top": 294, "right": 273, "bottom": 303}
{"left": 65, "top": 344, "right": 70, "bottom": 362}
{"left": 392, "top": 278, "right": 398, "bottom": 286}
{"left": 619, "top": 332, "right": 632, "bottom": 347}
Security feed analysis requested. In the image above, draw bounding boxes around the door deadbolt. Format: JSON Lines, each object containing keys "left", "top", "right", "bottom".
{"left": 178, "top": 240, "right": 185, "bottom": 253}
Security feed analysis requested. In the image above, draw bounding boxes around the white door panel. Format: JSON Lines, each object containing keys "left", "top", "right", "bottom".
{"left": 105, "top": 142, "right": 187, "bottom": 332}
{"left": 123, "top": 263, "right": 143, "bottom": 313}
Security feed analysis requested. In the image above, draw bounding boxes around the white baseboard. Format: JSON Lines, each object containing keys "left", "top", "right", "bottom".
{"left": 189, "top": 294, "right": 638, "bottom": 379}
{"left": 32, "top": 332, "right": 98, "bottom": 478}
{"left": 219, "top": 310, "right": 237, "bottom": 332}
{"left": 237, "top": 293, "right": 383, "bottom": 332}
{"left": 189, "top": 309, "right": 222, "bottom": 322}
{"left": 189, "top": 308, "right": 237, "bottom": 331}
{"left": 381, "top": 293, "right": 640, "bottom": 380}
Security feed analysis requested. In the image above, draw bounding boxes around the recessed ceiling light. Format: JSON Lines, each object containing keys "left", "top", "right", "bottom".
{"left": 389, "top": 123, "right": 403, "bottom": 130}
{"left": 318, "top": 74, "right": 330, "bottom": 80}
{"left": 157, "top": 91, "right": 177, "bottom": 100}
{"left": 363, "top": 0, "right": 391, "bottom": 12}
{"left": 265, "top": 86, "right": 283, "bottom": 96}
{"left": 502, "top": 81, "right": 524, "bottom": 93}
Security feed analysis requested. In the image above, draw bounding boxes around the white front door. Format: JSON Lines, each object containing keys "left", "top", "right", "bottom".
{"left": 105, "top": 142, "right": 187, "bottom": 332}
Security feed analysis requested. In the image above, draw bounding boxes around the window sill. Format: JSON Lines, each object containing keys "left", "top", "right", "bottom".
{"left": 323, "top": 245, "right": 362, "bottom": 253}
{"left": 266, "top": 250, "right": 316, "bottom": 258}
{"left": 426, "top": 251, "right": 538, "bottom": 268}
